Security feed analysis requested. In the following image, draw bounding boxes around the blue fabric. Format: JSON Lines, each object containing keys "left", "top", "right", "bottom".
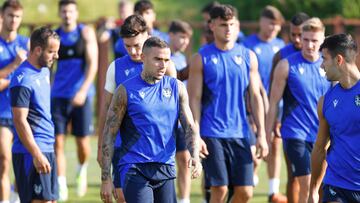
{"left": 283, "top": 138, "right": 313, "bottom": 176}
{"left": 10, "top": 61, "right": 54, "bottom": 153}
{"left": 0, "top": 35, "right": 28, "bottom": 119}
{"left": 199, "top": 43, "right": 250, "bottom": 139}
{"left": 279, "top": 43, "right": 298, "bottom": 60}
{"left": 151, "top": 29, "right": 170, "bottom": 43}
{"left": 322, "top": 81, "right": 360, "bottom": 190}
{"left": 119, "top": 75, "right": 179, "bottom": 166}
{"left": 322, "top": 184, "right": 360, "bottom": 202}
{"left": 243, "top": 34, "right": 285, "bottom": 92}
{"left": 281, "top": 52, "right": 330, "bottom": 142}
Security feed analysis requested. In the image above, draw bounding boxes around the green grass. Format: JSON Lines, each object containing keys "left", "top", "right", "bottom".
{"left": 59, "top": 136, "right": 287, "bottom": 202}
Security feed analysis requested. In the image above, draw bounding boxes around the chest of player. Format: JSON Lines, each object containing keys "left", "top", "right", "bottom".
{"left": 0, "top": 43, "right": 21, "bottom": 69}
{"left": 115, "top": 58, "right": 142, "bottom": 86}
{"left": 57, "top": 30, "right": 85, "bottom": 60}
{"left": 324, "top": 84, "right": 360, "bottom": 135}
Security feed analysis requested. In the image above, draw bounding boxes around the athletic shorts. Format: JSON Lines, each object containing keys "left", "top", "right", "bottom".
{"left": 112, "top": 147, "right": 122, "bottom": 188}
{"left": 12, "top": 152, "right": 58, "bottom": 202}
{"left": 176, "top": 127, "right": 187, "bottom": 152}
{"left": 121, "top": 163, "right": 176, "bottom": 203}
{"left": 202, "top": 137, "right": 254, "bottom": 187}
{"left": 323, "top": 184, "right": 360, "bottom": 203}
{"left": 248, "top": 129, "right": 257, "bottom": 146}
{"left": 51, "top": 97, "right": 94, "bottom": 136}
{"left": 0, "top": 118, "right": 13, "bottom": 128}
{"left": 283, "top": 138, "right": 314, "bottom": 177}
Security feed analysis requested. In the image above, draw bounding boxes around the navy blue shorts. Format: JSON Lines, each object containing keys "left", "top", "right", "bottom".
{"left": 283, "top": 138, "right": 313, "bottom": 177}
{"left": 176, "top": 127, "right": 187, "bottom": 152}
{"left": 12, "top": 152, "right": 58, "bottom": 202}
{"left": 323, "top": 184, "right": 360, "bottom": 203}
{"left": 51, "top": 97, "right": 94, "bottom": 136}
{"left": 202, "top": 137, "right": 254, "bottom": 187}
{"left": 248, "top": 129, "right": 257, "bottom": 146}
{"left": 0, "top": 118, "right": 13, "bottom": 128}
{"left": 121, "top": 163, "right": 177, "bottom": 203}
{"left": 112, "top": 147, "right": 122, "bottom": 188}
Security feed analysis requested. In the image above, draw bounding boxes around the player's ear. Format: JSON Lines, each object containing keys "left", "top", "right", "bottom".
{"left": 34, "top": 46, "right": 42, "bottom": 57}
{"left": 335, "top": 54, "right": 344, "bottom": 66}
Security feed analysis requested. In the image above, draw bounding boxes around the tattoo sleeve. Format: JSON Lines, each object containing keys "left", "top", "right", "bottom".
{"left": 178, "top": 80, "right": 200, "bottom": 160}
{"left": 101, "top": 85, "right": 127, "bottom": 181}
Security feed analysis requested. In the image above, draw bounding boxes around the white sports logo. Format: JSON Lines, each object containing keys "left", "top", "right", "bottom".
{"left": 139, "top": 91, "right": 145, "bottom": 99}
{"left": 299, "top": 67, "right": 305, "bottom": 75}
{"left": 124, "top": 69, "right": 130, "bottom": 76}
{"left": 211, "top": 55, "right": 218, "bottom": 64}
{"left": 333, "top": 99, "right": 338, "bottom": 108}
{"left": 34, "top": 184, "right": 42, "bottom": 195}
{"left": 233, "top": 55, "right": 243, "bottom": 65}
{"left": 17, "top": 73, "right": 24, "bottom": 82}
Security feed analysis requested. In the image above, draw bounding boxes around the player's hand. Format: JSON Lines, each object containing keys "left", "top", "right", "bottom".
{"left": 256, "top": 133, "right": 269, "bottom": 159}
{"left": 199, "top": 138, "right": 209, "bottom": 159}
{"left": 14, "top": 48, "right": 27, "bottom": 65}
{"left": 188, "top": 157, "right": 202, "bottom": 179}
{"left": 100, "top": 179, "right": 117, "bottom": 203}
{"left": 308, "top": 191, "right": 319, "bottom": 203}
{"left": 72, "top": 90, "right": 87, "bottom": 106}
{"left": 33, "top": 153, "right": 51, "bottom": 174}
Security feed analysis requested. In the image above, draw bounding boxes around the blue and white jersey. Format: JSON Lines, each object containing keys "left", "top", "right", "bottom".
{"left": 118, "top": 75, "right": 179, "bottom": 165}
{"left": 199, "top": 43, "right": 251, "bottom": 139}
{"left": 10, "top": 61, "right": 54, "bottom": 153}
{"left": 52, "top": 24, "right": 95, "bottom": 98}
{"left": 323, "top": 81, "right": 360, "bottom": 190}
{"left": 0, "top": 35, "right": 28, "bottom": 119}
{"left": 243, "top": 34, "right": 285, "bottom": 92}
{"left": 281, "top": 52, "right": 330, "bottom": 142}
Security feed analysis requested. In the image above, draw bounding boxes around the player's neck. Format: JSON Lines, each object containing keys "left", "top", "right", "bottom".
{"left": 141, "top": 71, "right": 160, "bottom": 84}
{"left": 61, "top": 22, "right": 77, "bottom": 33}
{"left": 27, "top": 55, "right": 41, "bottom": 69}
{"left": 0, "top": 29, "right": 17, "bottom": 42}
{"left": 339, "top": 65, "right": 360, "bottom": 89}
{"left": 169, "top": 44, "right": 180, "bottom": 54}
{"left": 258, "top": 32, "right": 274, "bottom": 42}
{"left": 302, "top": 51, "right": 320, "bottom": 62}
{"left": 214, "top": 40, "right": 235, "bottom": 51}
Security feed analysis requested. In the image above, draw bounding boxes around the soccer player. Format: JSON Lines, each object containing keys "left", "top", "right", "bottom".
{"left": 188, "top": 4, "right": 268, "bottom": 203}
{"left": 168, "top": 19, "right": 193, "bottom": 203}
{"left": 10, "top": 26, "right": 60, "bottom": 203}
{"left": 266, "top": 18, "right": 331, "bottom": 203}
{"left": 267, "top": 12, "right": 310, "bottom": 203}
{"left": 309, "top": 33, "right": 360, "bottom": 203}
{"left": 100, "top": 37, "right": 201, "bottom": 203}
{"left": 134, "top": 0, "right": 169, "bottom": 43}
{"left": 52, "top": 0, "right": 98, "bottom": 200}
{"left": 0, "top": 1, "right": 28, "bottom": 203}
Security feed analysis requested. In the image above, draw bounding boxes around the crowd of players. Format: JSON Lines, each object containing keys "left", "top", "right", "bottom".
{"left": 0, "top": 0, "right": 359, "bottom": 203}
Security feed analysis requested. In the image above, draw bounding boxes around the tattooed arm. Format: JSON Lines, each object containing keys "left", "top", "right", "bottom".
{"left": 100, "top": 85, "right": 127, "bottom": 202}
{"left": 177, "top": 80, "right": 202, "bottom": 178}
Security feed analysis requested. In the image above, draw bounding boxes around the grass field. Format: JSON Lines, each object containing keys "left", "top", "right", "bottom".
{"left": 59, "top": 136, "right": 287, "bottom": 203}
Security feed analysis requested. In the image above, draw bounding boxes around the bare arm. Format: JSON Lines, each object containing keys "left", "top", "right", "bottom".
{"left": 0, "top": 78, "right": 10, "bottom": 91}
{"left": 309, "top": 97, "right": 330, "bottom": 202}
{"left": 166, "top": 60, "right": 178, "bottom": 78}
{"left": 248, "top": 50, "right": 268, "bottom": 158}
{"left": 270, "top": 51, "right": 282, "bottom": 83}
{"left": 0, "top": 50, "right": 27, "bottom": 79}
{"left": 265, "top": 59, "right": 289, "bottom": 143}
{"left": 72, "top": 25, "right": 99, "bottom": 106}
{"left": 177, "top": 65, "right": 189, "bottom": 81}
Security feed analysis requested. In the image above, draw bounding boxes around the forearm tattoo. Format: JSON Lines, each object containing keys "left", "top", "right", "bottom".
{"left": 101, "top": 85, "right": 127, "bottom": 181}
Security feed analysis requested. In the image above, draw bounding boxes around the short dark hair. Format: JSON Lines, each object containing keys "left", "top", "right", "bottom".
{"left": 320, "top": 33, "right": 358, "bottom": 63}
{"left": 120, "top": 14, "right": 148, "bottom": 38}
{"left": 261, "top": 5, "right": 284, "bottom": 24}
{"left": 59, "top": 0, "right": 77, "bottom": 8}
{"left": 134, "top": 0, "right": 153, "bottom": 15}
{"left": 168, "top": 20, "right": 193, "bottom": 36}
{"left": 290, "top": 12, "right": 310, "bottom": 26}
{"left": 142, "top": 37, "right": 169, "bottom": 52}
{"left": 201, "top": 1, "right": 220, "bottom": 14}
{"left": 2, "top": 0, "right": 23, "bottom": 12}
{"left": 30, "top": 26, "right": 60, "bottom": 51}
{"left": 209, "top": 4, "right": 237, "bottom": 21}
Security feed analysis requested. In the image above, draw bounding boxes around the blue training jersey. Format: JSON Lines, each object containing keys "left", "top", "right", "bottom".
{"left": 10, "top": 61, "right": 54, "bottom": 153}
{"left": 323, "top": 81, "right": 360, "bottom": 190}
{"left": 199, "top": 43, "right": 250, "bottom": 139}
{"left": 0, "top": 35, "right": 28, "bottom": 119}
{"left": 52, "top": 24, "right": 95, "bottom": 98}
{"left": 113, "top": 55, "right": 143, "bottom": 147}
{"left": 243, "top": 34, "right": 285, "bottom": 92}
{"left": 279, "top": 43, "right": 298, "bottom": 60}
{"left": 281, "top": 52, "right": 330, "bottom": 142}
{"left": 118, "top": 75, "right": 179, "bottom": 165}
{"left": 151, "top": 29, "right": 170, "bottom": 43}
{"left": 110, "top": 28, "right": 127, "bottom": 59}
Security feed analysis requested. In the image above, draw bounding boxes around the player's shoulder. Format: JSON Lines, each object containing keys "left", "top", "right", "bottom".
{"left": 243, "top": 34, "right": 257, "bottom": 46}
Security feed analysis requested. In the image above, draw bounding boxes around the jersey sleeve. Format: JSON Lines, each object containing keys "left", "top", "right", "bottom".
{"left": 10, "top": 86, "right": 32, "bottom": 108}
{"left": 104, "top": 61, "right": 116, "bottom": 94}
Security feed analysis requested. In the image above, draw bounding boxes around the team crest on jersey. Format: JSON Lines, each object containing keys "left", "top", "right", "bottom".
{"left": 34, "top": 184, "right": 42, "bottom": 195}
{"left": 355, "top": 95, "right": 360, "bottom": 106}
{"left": 233, "top": 55, "right": 243, "bottom": 65}
{"left": 211, "top": 55, "right": 218, "bottom": 64}
{"left": 162, "top": 88, "right": 172, "bottom": 98}
{"left": 17, "top": 72, "right": 24, "bottom": 82}
{"left": 139, "top": 91, "right": 145, "bottom": 99}
{"left": 299, "top": 67, "right": 305, "bottom": 75}
{"left": 67, "top": 49, "right": 74, "bottom": 56}
{"left": 319, "top": 68, "right": 326, "bottom": 77}
{"left": 255, "top": 47, "right": 261, "bottom": 54}
{"left": 272, "top": 46, "right": 280, "bottom": 53}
